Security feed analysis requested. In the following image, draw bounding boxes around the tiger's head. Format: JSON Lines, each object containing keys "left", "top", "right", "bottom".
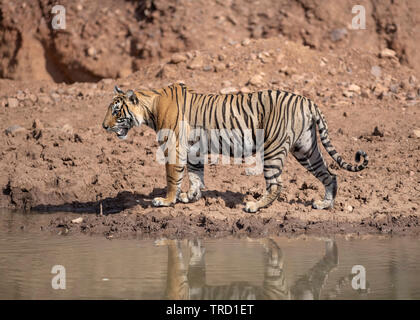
{"left": 102, "top": 86, "right": 146, "bottom": 140}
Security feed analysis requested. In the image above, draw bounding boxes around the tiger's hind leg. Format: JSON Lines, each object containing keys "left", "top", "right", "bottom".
{"left": 244, "top": 149, "right": 286, "bottom": 213}
{"left": 292, "top": 124, "right": 337, "bottom": 210}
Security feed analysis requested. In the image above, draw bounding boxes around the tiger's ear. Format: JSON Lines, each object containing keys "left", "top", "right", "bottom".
{"left": 114, "top": 86, "right": 124, "bottom": 95}
{"left": 126, "top": 90, "right": 139, "bottom": 105}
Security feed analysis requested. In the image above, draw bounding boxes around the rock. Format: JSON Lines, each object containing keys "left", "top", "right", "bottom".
{"left": 372, "top": 126, "right": 384, "bottom": 137}
{"left": 170, "top": 53, "right": 187, "bottom": 64}
{"left": 373, "top": 83, "right": 387, "bottom": 97}
{"left": 102, "top": 79, "right": 113, "bottom": 85}
{"left": 389, "top": 84, "right": 399, "bottom": 94}
{"left": 203, "top": 65, "right": 213, "bottom": 72}
{"left": 343, "top": 90, "right": 354, "bottom": 98}
{"left": 241, "top": 38, "right": 251, "bottom": 46}
{"left": 413, "top": 129, "right": 420, "bottom": 138}
{"left": 379, "top": 48, "right": 397, "bottom": 59}
{"left": 221, "top": 80, "right": 232, "bottom": 87}
{"left": 346, "top": 205, "right": 353, "bottom": 212}
{"left": 371, "top": 66, "right": 382, "bottom": 78}
{"left": 28, "top": 94, "right": 38, "bottom": 103}
{"left": 214, "top": 63, "right": 226, "bottom": 72}
{"left": 240, "top": 86, "right": 251, "bottom": 94}
{"left": 32, "top": 119, "right": 44, "bottom": 130}
{"left": 157, "top": 64, "right": 177, "bottom": 79}
{"left": 71, "top": 217, "right": 83, "bottom": 224}
{"left": 248, "top": 74, "right": 264, "bottom": 87}
{"left": 87, "top": 47, "right": 96, "bottom": 57}
{"left": 330, "top": 28, "right": 347, "bottom": 42}
{"left": 7, "top": 98, "right": 19, "bottom": 108}
{"left": 16, "top": 91, "right": 25, "bottom": 101}
{"left": 409, "top": 75, "right": 417, "bottom": 85}
{"left": 62, "top": 124, "right": 73, "bottom": 134}
{"left": 5, "top": 125, "right": 26, "bottom": 135}
{"left": 348, "top": 84, "right": 361, "bottom": 94}
{"left": 50, "top": 93, "right": 60, "bottom": 102}
{"left": 406, "top": 91, "right": 416, "bottom": 100}
{"left": 220, "top": 87, "right": 238, "bottom": 94}
{"left": 187, "top": 56, "right": 204, "bottom": 70}
{"left": 38, "top": 95, "right": 52, "bottom": 105}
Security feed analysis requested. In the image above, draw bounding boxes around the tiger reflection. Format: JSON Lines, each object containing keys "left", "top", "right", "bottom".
{"left": 157, "top": 238, "right": 338, "bottom": 300}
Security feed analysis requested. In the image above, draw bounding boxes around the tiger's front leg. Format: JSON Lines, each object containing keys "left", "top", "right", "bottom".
{"left": 152, "top": 163, "right": 185, "bottom": 207}
{"left": 179, "top": 161, "right": 205, "bottom": 203}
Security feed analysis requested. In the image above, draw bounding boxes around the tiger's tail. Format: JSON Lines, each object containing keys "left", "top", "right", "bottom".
{"left": 312, "top": 104, "right": 368, "bottom": 172}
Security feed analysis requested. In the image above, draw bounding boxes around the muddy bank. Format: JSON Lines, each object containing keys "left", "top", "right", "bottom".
{"left": 2, "top": 208, "right": 419, "bottom": 239}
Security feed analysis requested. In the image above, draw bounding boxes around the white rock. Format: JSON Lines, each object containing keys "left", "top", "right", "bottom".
{"left": 71, "top": 217, "right": 83, "bottom": 224}
{"left": 220, "top": 87, "right": 238, "bottom": 94}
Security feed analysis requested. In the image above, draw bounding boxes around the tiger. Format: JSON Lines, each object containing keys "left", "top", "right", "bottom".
{"left": 156, "top": 238, "right": 339, "bottom": 300}
{"left": 102, "top": 83, "right": 368, "bottom": 213}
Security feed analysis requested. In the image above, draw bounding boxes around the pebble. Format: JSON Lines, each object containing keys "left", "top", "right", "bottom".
{"left": 413, "top": 129, "right": 420, "bottom": 138}
{"left": 379, "top": 48, "right": 397, "bottom": 58}
{"left": 348, "top": 84, "right": 361, "bottom": 94}
{"left": 32, "top": 119, "right": 44, "bottom": 129}
{"left": 170, "top": 53, "right": 187, "bottom": 64}
{"left": 330, "top": 28, "right": 347, "bottom": 42}
{"left": 371, "top": 66, "right": 382, "bottom": 78}
{"left": 248, "top": 74, "right": 264, "bottom": 87}
{"left": 71, "top": 217, "right": 83, "bottom": 224}
{"left": 220, "top": 87, "right": 238, "bottom": 94}
{"left": 187, "top": 56, "right": 204, "bottom": 70}
{"left": 240, "top": 86, "right": 251, "bottom": 94}
{"left": 7, "top": 98, "right": 19, "bottom": 108}
{"left": 5, "top": 125, "right": 26, "bottom": 135}
{"left": 346, "top": 205, "right": 353, "bottom": 212}
{"left": 87, "top": 47, "right": 96, "bottom": 57}
{"left": 16, "top": 91, "right": 25, "bottom": 100}
{"left": 241, "top": 38, "right": 251, "bottom": 46}
{"left": 203, "top": 65, "right": 213, "bottom": 72}
{"left": 214, "top": 63, "right": 226, "bottom": 72}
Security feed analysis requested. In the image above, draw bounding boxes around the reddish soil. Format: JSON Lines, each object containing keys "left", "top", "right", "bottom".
{"left": 0, "top": 0, "right": 419, "bottom": 238}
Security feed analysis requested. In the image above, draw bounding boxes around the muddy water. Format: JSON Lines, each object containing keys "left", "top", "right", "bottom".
{"left": 0, "top": 210, "right": 420, "bottom": 300}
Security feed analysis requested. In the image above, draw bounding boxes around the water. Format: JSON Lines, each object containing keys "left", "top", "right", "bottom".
{"left": 0, "top": 211, "right": 420, "bottom": 299}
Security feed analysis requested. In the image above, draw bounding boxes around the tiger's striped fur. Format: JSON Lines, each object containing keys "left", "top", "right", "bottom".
{"left": 102, "top": 83, "right": 368, "bottom": 212}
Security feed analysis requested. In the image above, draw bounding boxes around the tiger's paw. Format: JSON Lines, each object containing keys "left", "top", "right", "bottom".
{"left": 152, "top": 197, "right": 175, "bottom": 207}
{"left": 178, "top": 192, "right": 189, "bottom": 203}
{"left": 312, "top": 199, "right": 334, "bottom": 210}
{"left": 244, "top": 201, "right": 258, "bottom": 213}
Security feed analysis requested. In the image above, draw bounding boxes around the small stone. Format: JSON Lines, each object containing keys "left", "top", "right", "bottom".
{"left": 346, "top": 205, "right": 353, "bottom": 212}
{"left": 5, "top": 125, "right": 26, "bottom": 135}
{"left": 38, "top": 95, "right": 52, "bottom": 105}
{"left": 379, "top": 48, "right": 397, "bottom": 59}
{"left": 102, "top": 79, "right": 113, "bottom": 85}
{"left": 241, "top": 38, "right": 251, "bottom": 46}
{"left": 87, "top": 47, "right": 96, "bottom": 57}
{"left": 203, "top": 65, "right": 213, "bottom": 72}
{"left": 218, "top": 54, "right": 226, "bottom": 61}
{"left": 16, "top": 91, "right": 25, "bottom": 101}
{"left": 330, "top": 28, "right": 347, "bottom": 42}
{"left": 32, "top": 119, "right": 44, "bottom": 129}
{"left": 170, "top": 53, "right": 187, "bottom": 64}
{"left": 348, "top": 84, "right": 361, "bottom": 94}
{"left": 221, "top": 80, "right": 231, "bottom": 87}
{"left": 409, "top": 75, "right": 417, "bottom": 85}
{"left": 187, "top": 56, "right": 204, "bottom": 70}
{"left": 248, "top": 74, "right": 264, "bottom": 87}
{"left": 406, "top": 91, "right": 416, "bottom": 100}
{"left": 240, "top": 86, "right": 251, "bottom": 94}
{"left": 371, "top": 66, "right": 382, "bottom": 78}
{"left": 29, "top": 94, "right": 38, "bottom": 103}
{"left": 409, "top": 171, "right": 415, "bottom": 176}
{"left": 372, "top": 126, "right": 384, "bottom": 137}
{"left": 389, "top": 84, "right": 399, "bottom": 94}
{"left": 343, "top": 90, "right": 354, "bottom": 98}
{"left": 62, "top": 124, "right": 73, "bottom": 134}
{"left": 220, "top": 87, "right": 238, "bottom": 94}
{"left": 71, "top": 217, "right": 83, "bottom": 224}
{"left": 214, "top": 63, "right": 226, "bottom": 72}
{"left": 7, "top": 98, "right": 19, "bottom": 108}
{"left": 413, "top": 129, "right": 420, "bottom": 138}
